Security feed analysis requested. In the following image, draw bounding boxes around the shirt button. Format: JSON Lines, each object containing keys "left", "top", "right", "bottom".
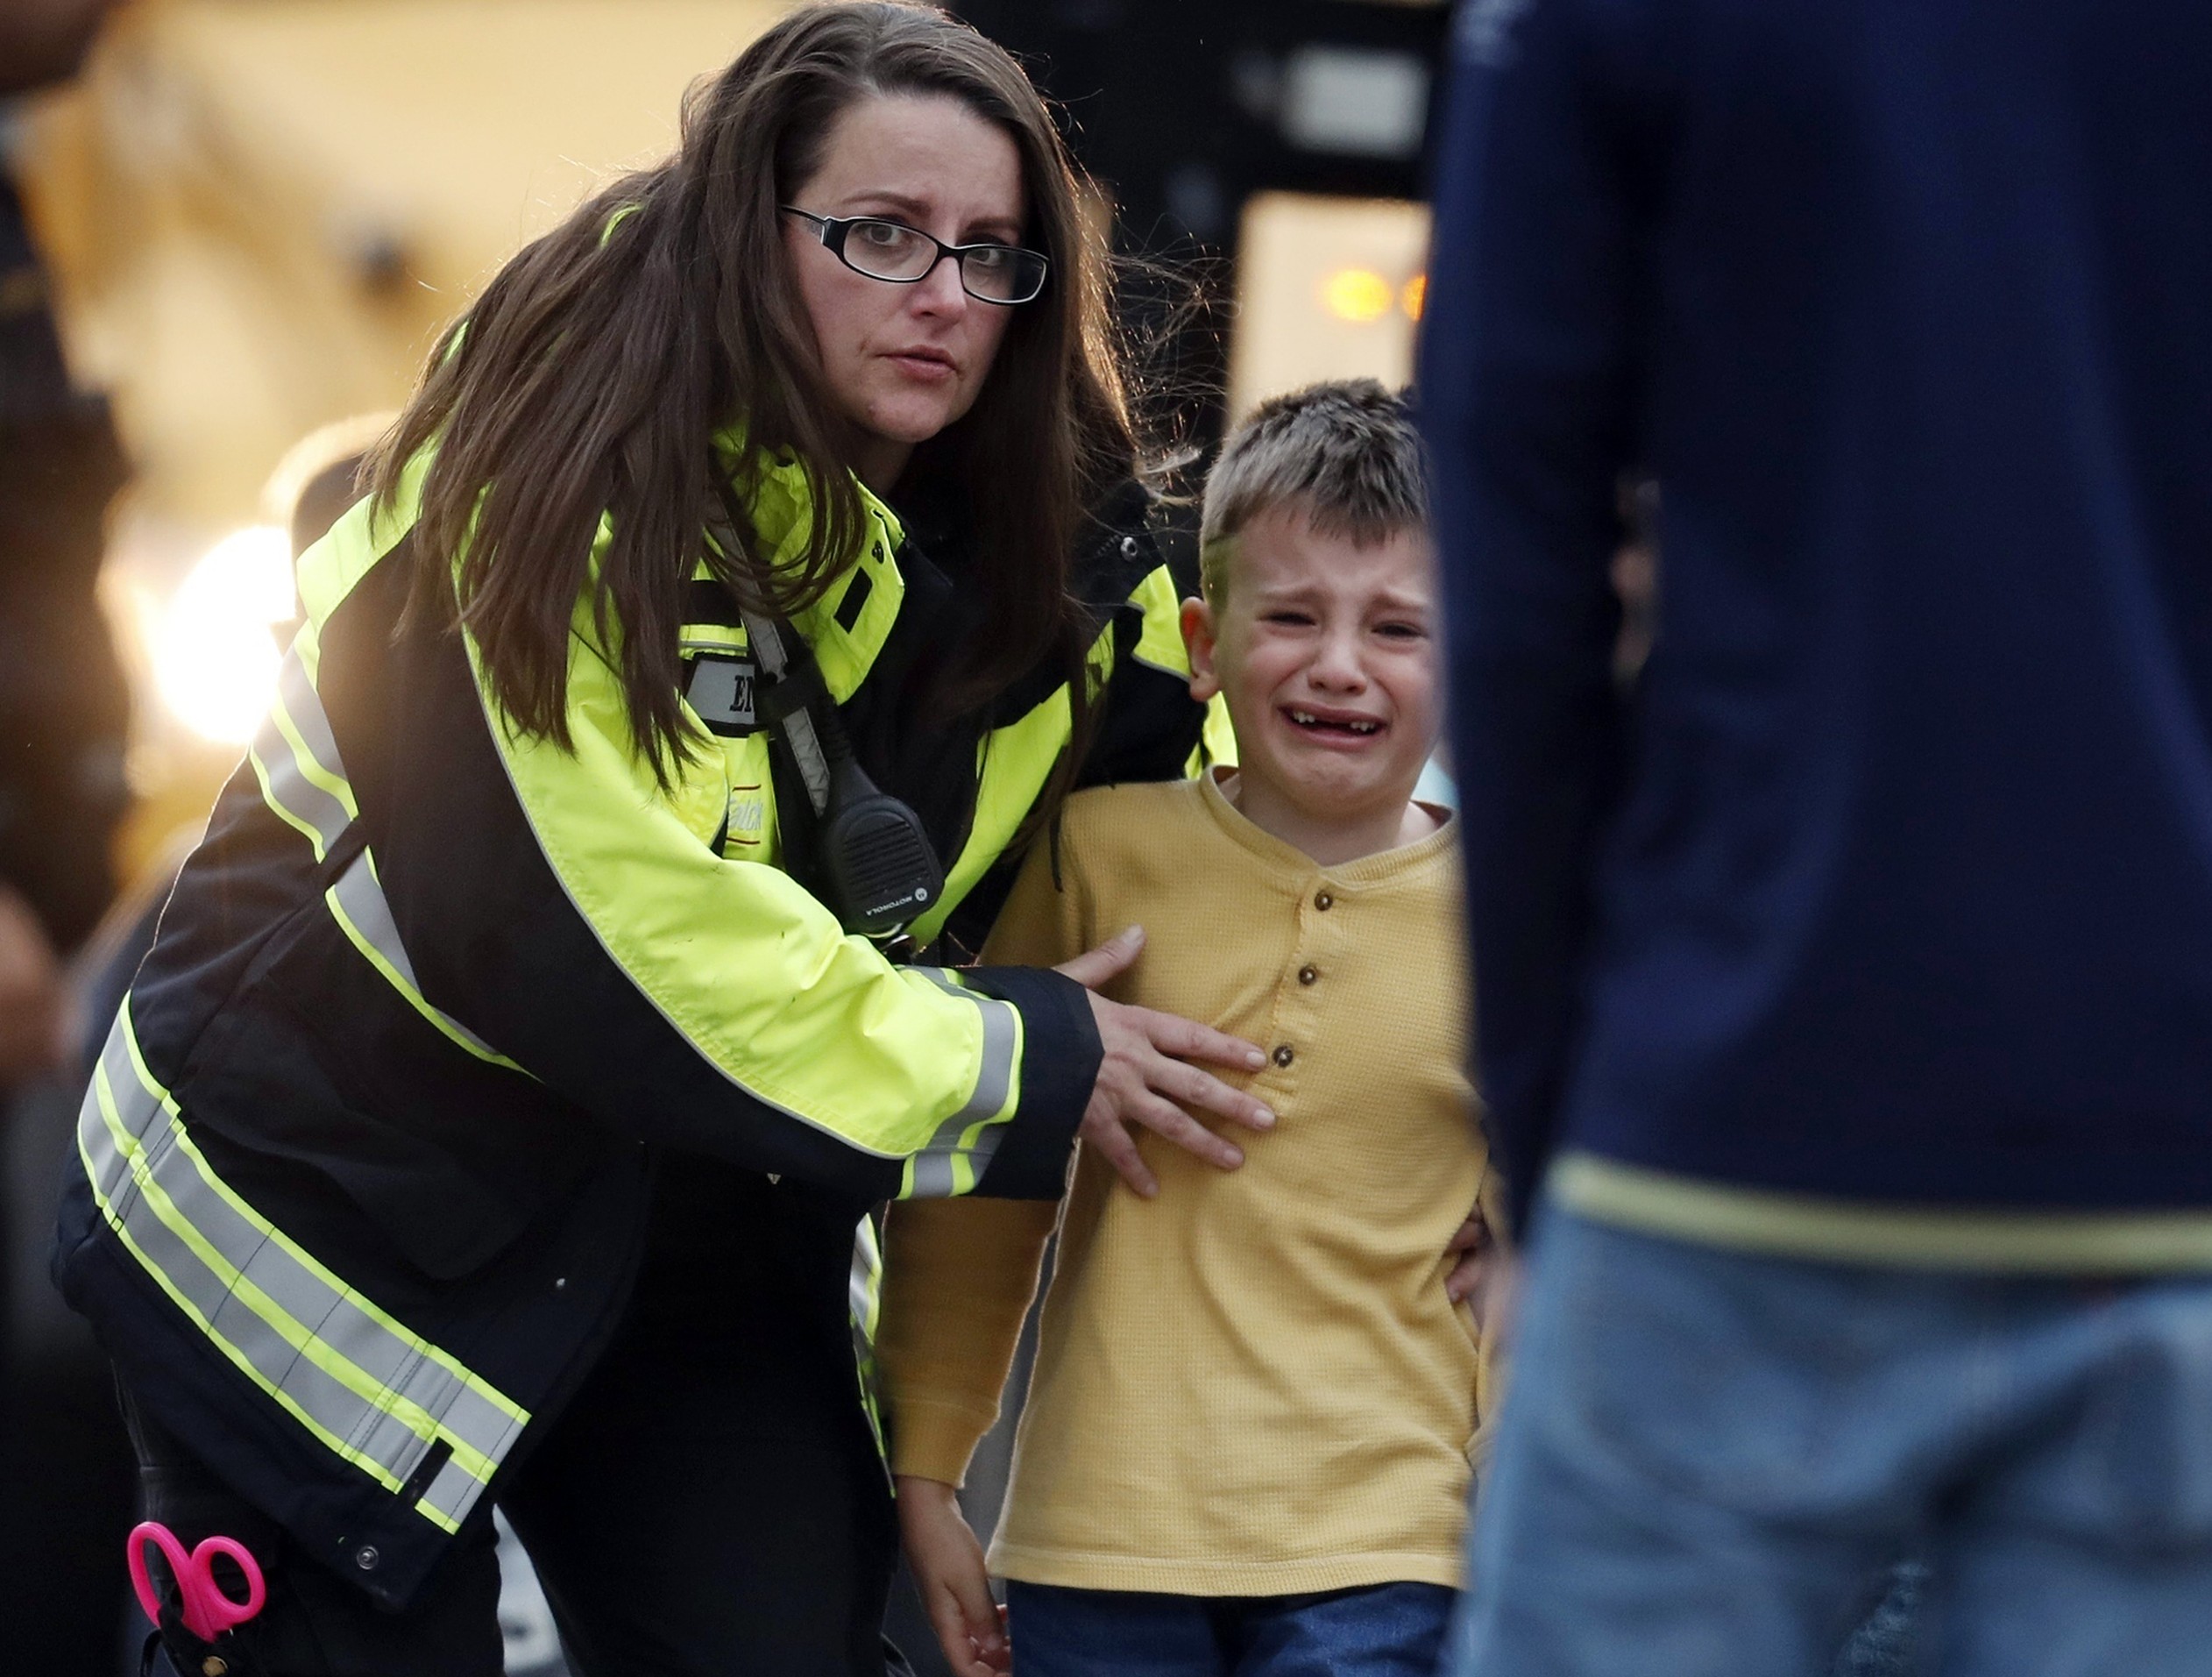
{"left": 1314, "top": 891, "right": 1334, "bottom": 911}
{"left": 1297, "top": 965, "right": 1318, "bottom": 986}
{"left": 1272, "top": 1044, "right": 1295, "bottom": 1068}
{"left": 354, "top": 1546, "right": 380, "bottom": 1572}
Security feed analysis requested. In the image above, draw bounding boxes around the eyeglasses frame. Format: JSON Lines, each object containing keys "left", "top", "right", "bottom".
{"left": 780, "top": 207, "right": 1050, "bottom": 306}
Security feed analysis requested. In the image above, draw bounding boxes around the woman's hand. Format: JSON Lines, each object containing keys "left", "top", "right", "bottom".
{"left": 1056, "top": 927, "right": 1275, "bottom": 1197}
{"left": 1443, "top": 1199, "right": 1521, "bottom": 1346}
{"left": 896, "top": 1475, "right": 1010, "bottom": 1677}
{"left": 1443, "top": 1203, "right": 1493, "bottom": 1308}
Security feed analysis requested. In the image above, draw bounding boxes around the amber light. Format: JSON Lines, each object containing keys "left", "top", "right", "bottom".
{"left": 1401, "top": 273, "right": 1427, "bottom": 320}
{"left": 1322, "top": 267, "right": 1395, "bottom": 323}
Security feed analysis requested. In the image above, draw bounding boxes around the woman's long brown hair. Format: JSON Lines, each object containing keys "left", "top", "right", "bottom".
{"left": 371, "top": 2, "right": 1137, "bottom": 785}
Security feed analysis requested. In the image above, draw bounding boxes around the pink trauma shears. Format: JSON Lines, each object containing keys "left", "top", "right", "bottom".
{"left": 128, "top": 1520, "right": 266, "bottom": 1642}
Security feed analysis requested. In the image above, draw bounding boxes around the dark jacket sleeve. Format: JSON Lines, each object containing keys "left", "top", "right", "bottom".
{"left": 298, "top": 522, "right": 1095, "bottom": 1207}
{"left": 944, "top": 515, "right": 1207, "bottom": 956}
{"left": 1078, "top": 548, "right": 1209, "bottom": 789}
{"left": 1421, "top": 2, "right": 1647, "bottom": 1236}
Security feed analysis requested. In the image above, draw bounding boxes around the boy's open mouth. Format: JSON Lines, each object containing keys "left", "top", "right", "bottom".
{"left": 1284, "top": 706, "right": 1386, "bottom": 740}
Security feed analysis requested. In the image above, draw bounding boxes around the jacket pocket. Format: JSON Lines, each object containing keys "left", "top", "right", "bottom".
{"left": 182, "top": 911, "right": 595, "bottom": 1281}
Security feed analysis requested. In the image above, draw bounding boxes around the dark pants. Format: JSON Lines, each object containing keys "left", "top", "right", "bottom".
{"left": 1003, "top": 1581, "right": 1457, "bottom": 1677}
{"left": 126, "top": 1158, "right": 902, "bottom": 1676}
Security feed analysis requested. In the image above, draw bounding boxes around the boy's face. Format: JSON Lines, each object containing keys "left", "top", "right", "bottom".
{"left": 1183, "top": 501, "right": 1440, "bottom": 829}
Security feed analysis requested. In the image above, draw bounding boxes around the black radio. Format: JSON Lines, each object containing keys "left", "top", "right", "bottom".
{"left": 740, "top": 608, "right": 946, "bottom": 943}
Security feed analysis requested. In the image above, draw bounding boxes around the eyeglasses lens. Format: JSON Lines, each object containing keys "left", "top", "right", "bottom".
{"left": 846, "top": 221, "right": 934, "bottom": 281}
{"left": 841, "top": 219, "right": 1046, "bottom": 304}
{"left": 961, "top": 247, "right": 1047, "bottom": 304}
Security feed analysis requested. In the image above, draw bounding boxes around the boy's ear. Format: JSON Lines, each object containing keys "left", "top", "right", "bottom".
{"left": 1180, "top": 596, "right": 1222, "bottom": 702}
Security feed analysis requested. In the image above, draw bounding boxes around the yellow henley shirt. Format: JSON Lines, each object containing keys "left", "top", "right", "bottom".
{"left": 878, "top": 771, "right": 1496, "bottom": 1595}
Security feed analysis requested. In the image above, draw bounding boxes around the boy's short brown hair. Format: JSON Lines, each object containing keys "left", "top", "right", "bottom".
{"left": 1199, "top": 380, "right": 1430, "bottom": 603}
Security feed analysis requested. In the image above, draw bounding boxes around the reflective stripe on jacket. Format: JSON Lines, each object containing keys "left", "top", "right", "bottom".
{"left": 53, "top": 448, "right": 1204, "bottom": 1607}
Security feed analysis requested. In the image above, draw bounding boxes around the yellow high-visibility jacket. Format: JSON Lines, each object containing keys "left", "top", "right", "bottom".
{"left": 53, "top": 444, "right": 1204, "bottom": 1608}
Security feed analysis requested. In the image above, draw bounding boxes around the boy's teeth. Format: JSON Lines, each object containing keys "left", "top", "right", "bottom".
{"left": 1289, "top": 709, "right": 1380, "bottom": 734}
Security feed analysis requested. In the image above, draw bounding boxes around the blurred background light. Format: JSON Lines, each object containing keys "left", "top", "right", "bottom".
{"left": 1230, "top": 194, "right": 1431, "bottom": 416}
{"left": 1323, "top": 266, "right": 1395, "bottom": 323}
{"left": 1278, "top": 45, "right": 1430, "bottom": 160}
{"left": 149, "top": 525, "right": 294, "bottom": 746}
{"left": 19, "top": 0, "right": 791, "bottom": 877}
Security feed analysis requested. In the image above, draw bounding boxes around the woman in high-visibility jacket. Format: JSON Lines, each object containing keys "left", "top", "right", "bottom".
{"left": 55, "top": 7, "right": 1274, "bottom": 1673}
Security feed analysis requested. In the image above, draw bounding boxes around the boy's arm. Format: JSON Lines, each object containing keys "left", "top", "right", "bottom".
{"left": 897, "top": 1477, "right": 1010, "bottom": 1677}
{"left": 878, "top": 833, "right": 1092, "bottom": 1483}
{"left": 880, "top": 1194, "right": 1060, "bottom": 1482}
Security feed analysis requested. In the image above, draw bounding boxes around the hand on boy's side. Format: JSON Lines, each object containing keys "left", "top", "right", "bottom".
{"left": 896, "top": 1475, "right": 1010, "bottom": 1677}
{"left": 1473, "top": 1252, "right": 1523, "bottom": 1348}
{"left": 1058, "top": 927, "right": 1276, "bottom": 1197}
{"left": 1443, "top": 1207, "right": 1492, "bottom": 1306}
{"left": 1444, "top": 1203, "right": 1522, "bottom": 1345}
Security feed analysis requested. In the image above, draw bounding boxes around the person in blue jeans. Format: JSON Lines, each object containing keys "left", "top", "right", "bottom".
{"left": 1421, "top": 1, "right": 2212, "bottom": 1673}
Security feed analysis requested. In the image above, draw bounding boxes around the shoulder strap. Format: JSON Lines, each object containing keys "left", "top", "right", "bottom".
{"left": 706, "top": 476, "right": 946, "bottom": 941}
{"left": 738, "top": 608, "right": 836, "bottom": 820}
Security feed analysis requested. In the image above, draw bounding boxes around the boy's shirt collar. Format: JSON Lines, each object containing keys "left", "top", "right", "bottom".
{"left": 1195, "top": 767, "right": 1457, "bottom": 885}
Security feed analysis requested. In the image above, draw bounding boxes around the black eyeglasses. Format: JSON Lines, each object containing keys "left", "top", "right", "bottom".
{"left": 781, "top": 207, "right": 1050, "bottom": 305}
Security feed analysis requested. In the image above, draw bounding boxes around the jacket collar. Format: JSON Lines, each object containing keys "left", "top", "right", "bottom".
{"left": 708, "top": 437, "right": 906, "bottom": 704}
{"left": 707, "top": 434, "right": 1165, "bottom": 707}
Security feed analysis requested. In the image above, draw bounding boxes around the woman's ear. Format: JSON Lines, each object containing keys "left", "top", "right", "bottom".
{"left": 1180, "top": 596, "right": 1222, "bottom": 702}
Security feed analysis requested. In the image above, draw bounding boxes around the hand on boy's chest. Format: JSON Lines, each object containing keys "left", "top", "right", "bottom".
{"left": 1096, "top": 904, "right": 1474, "bottom": 1165}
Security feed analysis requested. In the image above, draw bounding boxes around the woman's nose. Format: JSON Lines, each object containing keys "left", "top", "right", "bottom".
{"left": 909, "top": 253, "right": 971, "bottom": 319}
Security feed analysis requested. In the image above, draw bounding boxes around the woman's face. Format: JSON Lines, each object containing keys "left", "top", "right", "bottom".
{"left": 784, "top": 93, "right": 1027, "bottom": 492}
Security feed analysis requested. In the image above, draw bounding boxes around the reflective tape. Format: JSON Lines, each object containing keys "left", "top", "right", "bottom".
{"left": 417, "top": 1452, "right": 489, "bottom": 1531}
{"left": 848, "top": 1213, "right": 883, "bottom": 1339}
{"left": 325, "top": 852, "right": 519, "bottom": 1069}
{"left": 274, "top": 648, "right": 356, "bottom": 815}
{"left": 903, "top": 970, "right": 1019, "bottom": 1198}
{"left": 847, "top": 1216, "right": 887, "bottom": 1466}
{"left": 76, "top": 1002, "right": 529, "bottom": 1532}
{"left": 242, "top": 650, "right": 523, "bottom": 1073}
{"left": 250, "top": 735, "right": 351, "bottom": 862}
{"left": 248, "top": 649, "right": 357, "bottom": 862}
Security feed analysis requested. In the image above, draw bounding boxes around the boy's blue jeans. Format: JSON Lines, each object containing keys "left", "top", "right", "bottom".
{"left": 1005, "top": 1579, "right": 1454, "bottom": 1676}
{"left": 1444, "top": 1202, "right": 2212, "bottom": 1677}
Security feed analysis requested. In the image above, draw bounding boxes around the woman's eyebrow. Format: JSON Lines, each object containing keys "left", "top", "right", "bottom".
{"left": 838, "top": 189, "right": 1022, "bottom": 242}
{"left": 839, "top": 188, "right": 934, "bottom": 221}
